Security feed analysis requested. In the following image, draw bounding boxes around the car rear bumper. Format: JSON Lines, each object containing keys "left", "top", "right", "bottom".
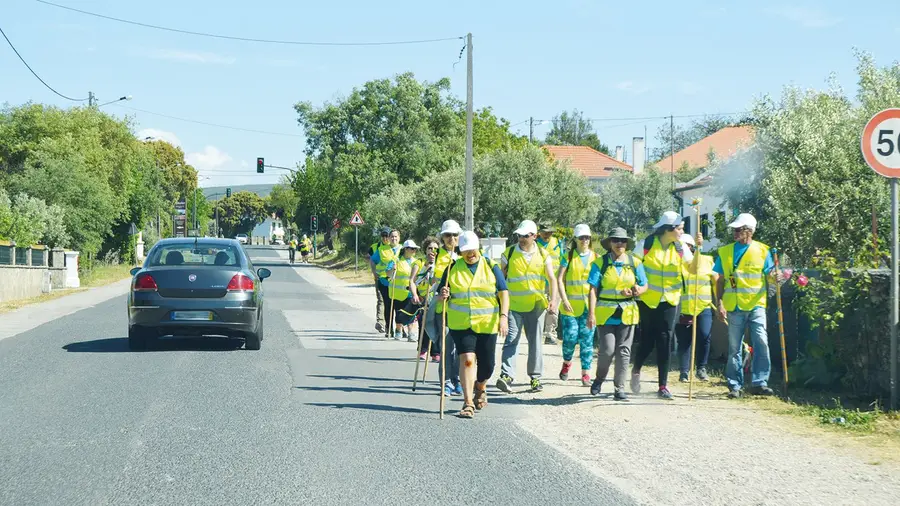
{"left": 128, "top": 292, "right": 260, "bottom": 337}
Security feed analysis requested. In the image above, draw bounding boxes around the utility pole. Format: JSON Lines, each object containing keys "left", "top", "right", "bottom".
{"left": 88, "top": 91, "right": 95, "bottom": 107}
{"left": 215, "top": 193, "right": 220, "bottom": 237}
{"left": 670, "top": 114, "right": 675, "bottom": 191}
{"left": 529, "top": 117, "right": 534, "bottom": 144}
{"left": 192, "top": 188, "right": 197, "bottom": 235}
{"left": 464, "top": 32, "right": 474, "bottom": 231}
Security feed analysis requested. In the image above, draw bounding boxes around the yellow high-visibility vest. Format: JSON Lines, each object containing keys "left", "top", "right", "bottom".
{"left": 719, "top": 241, "right": 770, "bottom": 311}
{"left": 375, "top": 244, "right": 399, "bottom": 279}
{"left": 390, "top": 257, "right": 421, "bottom": 301}
{"left": 681, "top": 254, "right": 715, "bottom": 316}
{"left": 639, "top": 236, "right": 684, "bottom": 308}
{"left": 594, "top": 254, "right": 641, "bottom": 326}
{"left": 446, "top": 258, "right": 500, "bottom": 334}
{"left": 503, "top": 245, "right": 549, "bottom": 313}
{"left": 561, "top": 250, "right": 597, "bottom": 318}
{"left": 434, "top": 247, "right": 457, "bottom": 314}
{"left": 537, "top": 236, "right": 562, "bottom": 273}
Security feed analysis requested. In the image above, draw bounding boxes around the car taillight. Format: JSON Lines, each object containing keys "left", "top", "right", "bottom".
{"left": 133, "top": 273, "right": 158, "bottom": 291}
{"left": 227, "top": 274, "right": 254, "bottom": 291}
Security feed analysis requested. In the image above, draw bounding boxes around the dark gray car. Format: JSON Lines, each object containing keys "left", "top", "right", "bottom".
{"left": 127, "top": 238, "right": 271, "bottom": 350}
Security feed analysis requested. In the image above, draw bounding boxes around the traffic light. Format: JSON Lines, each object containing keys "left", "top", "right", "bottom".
{"left": 226, "top": 187, "right": 232, "bottom": 198}
{"left": 257, "top": 157, "right": 264, "bottom": 173}
{"left": 310, "top": 215, "right": 318, "bottom": 231}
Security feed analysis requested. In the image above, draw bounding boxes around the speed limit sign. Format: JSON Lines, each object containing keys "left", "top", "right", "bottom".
{"left": 862, "top": 108, "right": 900, "bottom": 178}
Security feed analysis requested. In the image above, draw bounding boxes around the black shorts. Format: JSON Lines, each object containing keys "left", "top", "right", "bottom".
{"left": 449, "top": 329, "right": 497, "bottom": 354}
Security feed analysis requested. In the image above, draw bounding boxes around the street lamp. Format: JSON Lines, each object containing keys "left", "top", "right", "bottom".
{"left": 98, "top": 95, "right": 133, "bottom": 107}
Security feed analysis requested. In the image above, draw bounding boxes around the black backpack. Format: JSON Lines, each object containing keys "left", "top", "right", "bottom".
{"left": 598, "top": 252, "right": 636, "bottom": 278}
{"left": 503, "top": 245, "right": 547, "bottom": 269}
{"left": 642, "top": 235, "right": 684, "bottom": 257}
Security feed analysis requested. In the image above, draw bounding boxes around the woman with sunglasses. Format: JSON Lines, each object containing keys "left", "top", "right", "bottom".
{"left": 557, "top": 224, "right": 597, "bottom": 387}
{"left": 631, "top": 211, "right": 693, "bottom": 399}
{"left": 386, "top": 240, "right": 423, "bottom": 340}
{"left": 587, "top": 227, "right": 648, "bottom": 399}
{"left": 410, "top": 237, "right": 442, "bottom": 362}
{"left": 433, "top": 219, "right": 463, "bottom": 397}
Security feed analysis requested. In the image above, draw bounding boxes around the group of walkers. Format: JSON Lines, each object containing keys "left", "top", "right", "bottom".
{"left": 288, "top": 235, "right": 312, "bottom": 264}
{"left": 365, "top": 210, "right": 780, "bottom": 418}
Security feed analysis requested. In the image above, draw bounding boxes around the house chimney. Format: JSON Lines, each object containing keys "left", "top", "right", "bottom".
{"left": 614, "top": 146, "right": 624, "bottom": 162}
{"left": 632, "top": 137, "right": 645, "bottom": 174}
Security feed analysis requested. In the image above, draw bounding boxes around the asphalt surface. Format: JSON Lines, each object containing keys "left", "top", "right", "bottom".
{"left": 0, "top": 247, "right": 636, "bottom": 506}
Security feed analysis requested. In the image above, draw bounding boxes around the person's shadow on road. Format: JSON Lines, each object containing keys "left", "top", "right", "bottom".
{"left": 62, "top": 337, "right": 245, "bottom": 353}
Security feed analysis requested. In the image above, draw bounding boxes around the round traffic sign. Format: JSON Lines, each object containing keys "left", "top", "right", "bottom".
{"left": 862, "top": 108, "right": 900, "bottom": 178}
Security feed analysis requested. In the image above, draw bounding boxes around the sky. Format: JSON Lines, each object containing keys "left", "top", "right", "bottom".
{"left": 3, "top": 0, "right": 899, "bottom": 188}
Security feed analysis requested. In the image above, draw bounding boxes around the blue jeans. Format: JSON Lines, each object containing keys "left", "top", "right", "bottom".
{"left": 560, "top": 313, "right": 593, "bottom": 371}
{"left": 725, "top": 307, "right": 771, "bottom": 391}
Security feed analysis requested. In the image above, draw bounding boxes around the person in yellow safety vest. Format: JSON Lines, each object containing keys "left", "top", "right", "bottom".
{"left": 436, "top": 231, "right": 509, "bottom": 419}
{"left": 631, "top": 211, "right": 695, "bottom": 400}
{"left": 676, "top": 233, "right": 718, "bottom": 383}
{"left": 288, "top": 237, "right": 298, "bottom": 264}
{"left": 371, "top": 229, "right": 401, "bottom": 334}
{"left": 537, "top": 222, "right": 562, "bottom": 345}
{"left": 410, "top": 237, "right": 441, "bottom": 363}
{"left": 587, "top": 227, "right": 648, "bottom": 400}
{"left": 300, "top": 235, "right": 312, "bottom": 263}
{"left": 714, "top": 213, "right": 778, "bottom": 399}
{"left": 556, "top": 223, "right": 597, "bottom": 387}
{"left": 497, "top": 219, "right": 559, "bottom": 394}
{"left": 433, "top": 219, "right": 462, "bottom": 397}
{"left": 385, "top": 239, "right": 422, "bottom": 341}
{"left": 367, "top": 227, "right": 391, "bottom": 333}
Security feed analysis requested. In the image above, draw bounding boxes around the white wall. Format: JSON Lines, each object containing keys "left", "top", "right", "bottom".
{"left": 678, "top": 185, "right": 727, "bottom": 252}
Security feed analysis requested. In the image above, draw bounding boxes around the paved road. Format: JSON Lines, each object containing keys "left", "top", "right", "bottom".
{"left": 0, "top": 247, "right": 635, "bottom": 506}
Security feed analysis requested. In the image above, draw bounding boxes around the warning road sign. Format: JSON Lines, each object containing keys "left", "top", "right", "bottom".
{"left": 349, "top": 210, "right": 364, "bottom": 226}
{"left": 862, "top": 108, "right": 900, "bottom": 178}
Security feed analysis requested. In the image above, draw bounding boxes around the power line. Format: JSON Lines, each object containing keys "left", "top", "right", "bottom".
{"left": 115, "top": 104, "right": 305, "bottom": 137}
{"left": 527, "top": 112, "right": 748, "bottom": 123}
{"left": 0, "top": 24, "right": 88, "bottom": 102}
{"left": 36, "top": 1, "right": 464, "bottom": 47}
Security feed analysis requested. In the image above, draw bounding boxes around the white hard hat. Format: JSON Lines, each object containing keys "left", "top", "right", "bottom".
{"left": 727, "top": 213, "right": 758, "bottom": 232}
{"left": 573, "top": 223, "right": 591, "bottom": 238}
{"left": 440, "top": 219, "right": 462, "bottom": 235}
{"left": 402, "top": 239, "right": 419, "bottom": 249}
{"left": 652, "top": 211, "right": 683, "bottom": 229}
{"left": 458, "top": 231, "right": 480, "bottom": 252}
{"left": 680, "top": 233, "right": 695, "bottom": 247}
{"left": 513, "top": 219, "right": 538, "bottom": 236}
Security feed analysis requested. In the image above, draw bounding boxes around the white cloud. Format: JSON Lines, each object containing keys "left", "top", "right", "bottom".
{"left": 186, "top": 146, "right": 233, "bottom": 171}
{"left": 766, "top": 6, "right": 841, "bottom": 28}
{"left": 137, "top": 128, "right": 181, "bottom": 147}
{"left": 147, "top": 49, "right": 236, "bottom": 65}
{"left": 615, "top": 80, "right": 651, "bottom": 95}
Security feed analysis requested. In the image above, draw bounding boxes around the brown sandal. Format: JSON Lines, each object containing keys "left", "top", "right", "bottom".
{"left": 474, "top": 388, "right": 487, "bottom": 410}
{"left": 458, "top": 404, "right": 476, "bottom": 419}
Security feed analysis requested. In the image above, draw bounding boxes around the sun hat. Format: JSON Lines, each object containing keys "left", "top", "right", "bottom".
{"left": 727, "top": 213, "right": 758, "bottom": 232}
{"left": 513, "top": 219, "right": 538, "bottom": 236}
{"left": 652, "top": 211, "right": 683, "bottom": 230}
{"left": 573, "top": 224, "right": 591, "bottom": 238}
{"left": 601, "top": 227, "right": 635, "bottom": 251}
{"left": 440, "top": 219, "right": 462, "bottom": 235}
{"left": 458, "top": 231, "right": 480, "bottom": 252}
{"left": 402, "top": 239, "right": 419, "bottom": 249}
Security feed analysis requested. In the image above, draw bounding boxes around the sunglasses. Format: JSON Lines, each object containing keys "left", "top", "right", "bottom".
{"left": 610, "top": 238, "right": 628, "bottom": 244}
{"left": 426, "top": 247, "right": 438, "bottom": 252}
{"left": 734, "top": 227, "right": 751, "bottom": 233}
{"left": 442, "top": 233, "right": 459, "bottom": 238}
{"left": 577, "top": 236, "right": 591, "bottom": 241}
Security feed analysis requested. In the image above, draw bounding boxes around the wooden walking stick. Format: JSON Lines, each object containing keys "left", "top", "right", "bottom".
{"left": 412, "top": 292, "right": 430, "bottom": 392}
{"left": 688, "top": 199, "right": 702, "bottom": 401}
{"left": 386, "top": 268, "right": 398, "bottom": 339}
{"left": 772, "top": 248, "right": 789, "bottom": 396}
{"left": 439, "top": 298, "right": 448, "bottom": 419}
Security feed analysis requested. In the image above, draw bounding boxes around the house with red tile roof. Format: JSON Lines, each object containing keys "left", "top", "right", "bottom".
{"left": 667, "top": 125, "right": 756, "bottom": 251}
{"left": 542, "top": 145, "right": 632, "bottom": 191}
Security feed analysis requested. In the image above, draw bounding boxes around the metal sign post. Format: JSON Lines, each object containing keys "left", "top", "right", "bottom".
{"left": 349, "top": 210, "right": 365, "bottom": 274}
{"left": 861, "top": 108, "right": 900, "bottom": 410}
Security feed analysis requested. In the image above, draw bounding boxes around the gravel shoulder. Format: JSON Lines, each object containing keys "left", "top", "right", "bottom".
{"left": 503, "top": 341, "right": 900, "bottom": 506}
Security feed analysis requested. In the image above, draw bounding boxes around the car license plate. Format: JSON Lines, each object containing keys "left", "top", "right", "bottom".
{"left": 171, "top": 311, "right": 213, "bottom": 321}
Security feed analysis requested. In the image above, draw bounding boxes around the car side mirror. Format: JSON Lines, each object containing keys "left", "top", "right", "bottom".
{"left": 257, "top": 268, "right": 272, "bottom": 280}
{"left": 130, "top": 267, "right": 142, "bottom": 276}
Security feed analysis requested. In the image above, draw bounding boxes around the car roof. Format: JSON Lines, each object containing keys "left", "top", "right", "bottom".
{"left": 154, "top": 237, "right": 242, "bottom": 246}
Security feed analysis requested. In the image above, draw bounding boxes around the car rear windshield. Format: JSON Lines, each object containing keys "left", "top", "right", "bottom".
{"left": 148, "top": 243, "right": 242, "bottom": 267}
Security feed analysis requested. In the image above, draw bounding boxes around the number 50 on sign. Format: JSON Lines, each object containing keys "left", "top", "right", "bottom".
{"left": 862, "top": 108, "right": 900, "bottom": 178}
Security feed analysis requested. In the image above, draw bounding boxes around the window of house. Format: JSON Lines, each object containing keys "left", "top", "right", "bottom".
{"left": 701, "top": 213, "right": 709, "bottom": 237}
{"left": 683, "top": 216, "right": 691, "bottom": 234}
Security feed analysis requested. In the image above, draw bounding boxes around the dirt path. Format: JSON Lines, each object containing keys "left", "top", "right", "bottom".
{"left": 500, "top": 342, "right": 900, "bottom": 506}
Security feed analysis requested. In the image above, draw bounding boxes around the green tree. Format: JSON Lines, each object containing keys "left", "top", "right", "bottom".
{"left": 544, "top": 109, "right": 610, "bottom": 154}
{"left": 598, "top": 169, "right": 676, "bottom": 238}
{"left": 214, "top": 191, "right": 268, "bottom": 238}
{"left": 710, "top": 52, "right": 899, "bottom": 266}
{"left": 268, "top": 181, "right": 300, "bottom": 229}
{"left": 143, "top": 139, "right": 198, "bottom": 205}
{"left": 467, "top": 107, "right": 530, "bottom": 157}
